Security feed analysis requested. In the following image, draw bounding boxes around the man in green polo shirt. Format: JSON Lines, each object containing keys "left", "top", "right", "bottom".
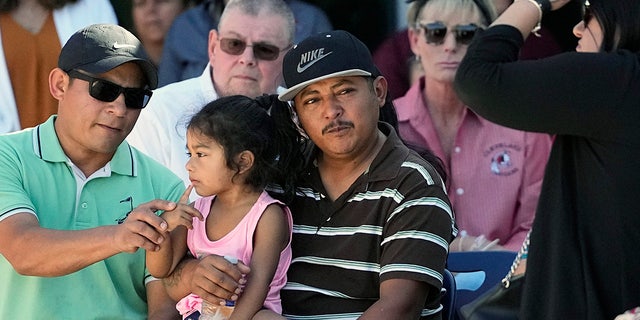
{"left": 0, "top": 24, "right": 199, "bottom": 319}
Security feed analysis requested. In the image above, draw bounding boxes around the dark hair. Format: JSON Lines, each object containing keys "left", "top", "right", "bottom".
{"left": 588, "top": 0, "right": 640, "bottom": 53}
{"left": 538, "top": 0, "right": 581, "bottom": 53}
{"left": 379, "top": 92, "right": 399, "bottom": 131}
{"left": 187, "top": 94, "right": 306, "bottom": 203}
{"left": 0, "top": 0, "right": 77, "bottom": 11}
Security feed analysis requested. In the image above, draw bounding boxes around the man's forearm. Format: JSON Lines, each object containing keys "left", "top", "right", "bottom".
{"left": 162, "top": 253, "right": 251, "bottom": 304}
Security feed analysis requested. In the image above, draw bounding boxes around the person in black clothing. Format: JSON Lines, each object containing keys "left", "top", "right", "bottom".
{"left": 454, "top": 0, "right": 640, "bottom": 318}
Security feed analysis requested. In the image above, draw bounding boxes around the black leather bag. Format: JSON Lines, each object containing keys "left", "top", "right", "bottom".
{"left": 458, "top": 274, "right": 524, "bottom": 320}
{"left": 458, "top": 232, "right": 530, "bottom": 320}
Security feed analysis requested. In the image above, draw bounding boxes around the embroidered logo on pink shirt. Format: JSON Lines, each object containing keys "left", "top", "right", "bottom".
{"left": 484, "top": 143, "right": 521, "bottom": 176}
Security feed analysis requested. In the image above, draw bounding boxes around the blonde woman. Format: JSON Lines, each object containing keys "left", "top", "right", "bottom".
{"left": 394, "top": 0, "right": 552, "bottom": 252}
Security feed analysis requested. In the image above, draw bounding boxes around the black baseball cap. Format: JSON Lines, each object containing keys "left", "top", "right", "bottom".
{"left": 278, "top": 30, "right": 381, "bottom": 101}
{"left": 58, "top": 24, "right": 158, "bottom": 89}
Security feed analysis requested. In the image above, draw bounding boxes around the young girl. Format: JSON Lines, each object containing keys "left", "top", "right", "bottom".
{"left": 146, "top": 94, "right": 306, "bottom": 319}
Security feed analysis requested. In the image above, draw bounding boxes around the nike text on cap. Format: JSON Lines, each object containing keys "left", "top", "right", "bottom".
{"left": 58, "top": 23, "right": 158, "bottom": 89}
{"left": 278, "top": 30, "right": 380, "bottom": 101}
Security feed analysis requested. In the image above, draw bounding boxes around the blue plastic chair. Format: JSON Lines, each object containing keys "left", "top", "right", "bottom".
{"left": 446, "top": 251, "right": 517, "bottom": 320}
{"left": 441, "top": 268, "right": 456, "bottom": 320}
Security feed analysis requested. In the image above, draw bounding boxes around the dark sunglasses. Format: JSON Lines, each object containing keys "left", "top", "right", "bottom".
{"left": 67, "top": 70, "right": 152, "bottom": 109}
{"left": 583, "top": 0, "right": 593, "bottom": 25}
{"left": 419, "top": 22, "right": 479, "bottom": 46}
{"left": 218, "top": 38, "right": 289, "bottom": 61}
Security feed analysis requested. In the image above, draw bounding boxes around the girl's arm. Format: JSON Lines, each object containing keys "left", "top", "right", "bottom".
{"left": 146, "top": 279, "right": 182, "bottom": 319}
{"left": 146, "top": 226, "right": 190, "bottom": 278}
{"left": 230, "top": 204, "right": 290, "bottom": 320}
{"left": 146, "top": 186, "right": 202, "bottom": 278}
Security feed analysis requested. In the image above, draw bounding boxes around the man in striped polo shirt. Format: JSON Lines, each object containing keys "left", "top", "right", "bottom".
{"left": 273, "top": 30, "right": 456, "bottom": 320}
{"left": 162, "top": 30, "right": 457, "bottom": 320}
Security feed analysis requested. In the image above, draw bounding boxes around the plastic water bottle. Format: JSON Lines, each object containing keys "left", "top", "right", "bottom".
{"left": 199, "top": 256, "right": 238, "bottom": 320}
{"left": 200, "top": 300, "right": 235, "bottom": 320}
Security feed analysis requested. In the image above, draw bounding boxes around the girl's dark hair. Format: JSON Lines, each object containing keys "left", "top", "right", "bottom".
{"left": 1, "top": 0, "right": 77, "bottom": 11}
{"left": 188, "top": 94, "right": 306, "bottom": 203}
{"left": 589, "top": 0, "right": 640, "bottom": 53}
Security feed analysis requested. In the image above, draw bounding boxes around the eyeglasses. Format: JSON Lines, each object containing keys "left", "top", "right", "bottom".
{"left": 582, "top": 0, "right": 593, "bottom": 25}
{"left": 418, "top": 22, "right": 479, "bottom": 46}
{"left": 218, "top": 38, "right": 289, "bottom": 61}
{"left": 67, "top": 70, "right": 153, "bottom": 109}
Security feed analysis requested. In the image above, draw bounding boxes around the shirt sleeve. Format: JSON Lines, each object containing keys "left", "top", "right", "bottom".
{"left": 379, "top": 160, "right": 455, "bottom": 290}
{"left": 0, "top": 142, "right": 36, "bottom": 222}
{"left": 455, "top": 25, "right": 637, "bottom": 139}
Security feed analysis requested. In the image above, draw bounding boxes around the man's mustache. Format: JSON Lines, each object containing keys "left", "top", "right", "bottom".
{"left": 322, "top": 120, "right": 354, "bottom": 135}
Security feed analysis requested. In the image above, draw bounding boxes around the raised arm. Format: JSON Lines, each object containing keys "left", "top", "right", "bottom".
{"left": 491, "top": 0, "right": 572, "bottom": 41}
{"left": 455, "top": 1, "right": 632, "bottom": 137}
{"left": 146, "top": 186, "right": 203, "bottom": 278}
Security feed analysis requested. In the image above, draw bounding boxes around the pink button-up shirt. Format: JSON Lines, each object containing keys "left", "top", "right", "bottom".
{"left": 393, "top": 78, "right": 551, "bottom": 250}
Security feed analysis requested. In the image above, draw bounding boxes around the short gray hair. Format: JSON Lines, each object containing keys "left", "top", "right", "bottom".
{"left": 219, "top": 0, "right": 295, "bottom": 45}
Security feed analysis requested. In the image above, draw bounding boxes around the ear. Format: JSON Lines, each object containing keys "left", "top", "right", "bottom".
{"left": 49, "top": 68, "right": 68, "bottom": 102}
{"left": 373, "top": 76, "right": 388, "bottom": 107}
{"left": 208, "top": 29, "right": 219, "bottom": 63}
{"left": 236, "top": 150, "right": 255, "bottom": 175}
{"left": 407, "top": 27, "right": 422, "bottom": 57}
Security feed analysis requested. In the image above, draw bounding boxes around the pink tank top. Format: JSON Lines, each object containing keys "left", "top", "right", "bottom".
{"left": 176, "top": 191, "right": 292, "bottom": 317}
